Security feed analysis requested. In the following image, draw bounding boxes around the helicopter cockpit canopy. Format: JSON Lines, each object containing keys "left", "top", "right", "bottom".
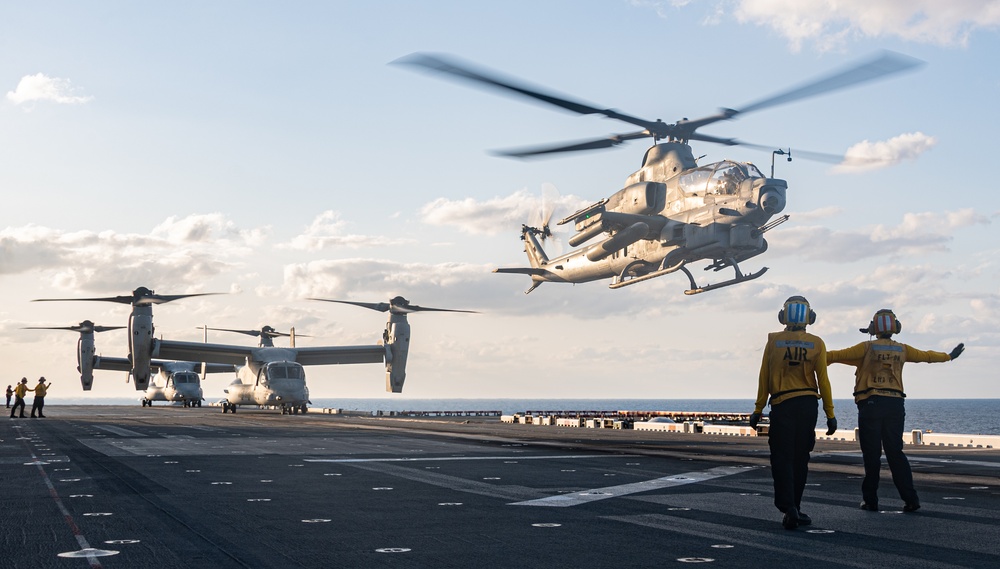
{"left": 680, "top": 161, "right": 763, "bottom": 196}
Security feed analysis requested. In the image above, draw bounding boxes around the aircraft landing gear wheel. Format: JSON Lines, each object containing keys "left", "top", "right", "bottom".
{"left": 300, "top": 404, "right": 308, "bottom": 414}
{"left": 221, "top": 402, "right": 229, "bottom": 413}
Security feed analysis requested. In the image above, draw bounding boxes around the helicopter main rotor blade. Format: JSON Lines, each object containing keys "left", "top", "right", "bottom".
{"left": 734, "top": 141, "right": 892, "bottom": 166}
{"left": 394, "top": 53, "right": 657, "bottom": 131}
{"left": 494, "top": 131, "right": 651, "bottom": 158}
{"left": 733, "top": 51, "right": 924, "bottom": 119}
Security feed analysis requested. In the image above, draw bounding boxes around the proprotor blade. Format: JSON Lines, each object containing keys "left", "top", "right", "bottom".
{"left": 137, "top": 292, "right": 224, "bottom": 306}
{"left": 34, "top": 287, "right": 224, "bottom": 306}
{"left": 311, "top": 297, "right": 478, "bottom": 315}
{"left": 310, "top": 299, "right": 391, "bottom": 312}
{"left": 23, "top": 321, "right": 125, "bottom": 334}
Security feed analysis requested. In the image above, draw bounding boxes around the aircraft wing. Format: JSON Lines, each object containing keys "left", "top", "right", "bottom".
{"left": 92, "top": 356, "right": 133, "bottom": 373}
{"left": 153, "top": 339, "right": 254, "bottom": 366}
{"left": 294, "top": 345, "right": 386, "bottom": 366}
{"left": 202, "top": 362, "right": 239, "bottom": 374}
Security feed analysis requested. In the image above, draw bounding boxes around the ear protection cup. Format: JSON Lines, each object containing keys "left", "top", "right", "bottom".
{"left": 868, "top": 309, "right": 902, "bottom": 336}
{"left": 778, "top": 296, "right": 816, "bottom": 326}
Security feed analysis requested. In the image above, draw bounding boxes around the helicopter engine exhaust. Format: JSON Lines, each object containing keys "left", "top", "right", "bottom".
{"left": 586, "top": 222, "right": 649, "bottom": 262}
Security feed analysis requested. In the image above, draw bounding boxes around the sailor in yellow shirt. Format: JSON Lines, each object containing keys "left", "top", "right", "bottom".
{"left": 30, "top": 377, "right": 51, "bottom": 418}
{"left": 751, "top": 296, "right": 837, "bottom": 530}
{"left": 827, "top": 308, "right": 963, "bottom": 513}
{"left": 9, "top": 377, "right": 30, "bottom": 419}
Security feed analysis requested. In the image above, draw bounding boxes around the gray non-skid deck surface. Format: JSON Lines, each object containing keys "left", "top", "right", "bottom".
{"left": 2, "top": 406, "right": 997, "bottom": 568}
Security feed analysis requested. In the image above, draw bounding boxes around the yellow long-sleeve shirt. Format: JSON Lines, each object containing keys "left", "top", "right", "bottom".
{"left": 13, "top": 383, "right": 31, "bottom": 398}
{"left": 827, "top": 338, "right": 951, "bottom": 403}
{"left": 754, "top": 329, "right": 835, "bottom": 419}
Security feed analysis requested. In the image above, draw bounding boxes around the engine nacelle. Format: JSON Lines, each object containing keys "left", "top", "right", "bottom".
{"left": 384, "top": 315, "right": 410, "bottom": 393}
{"left": 129, "top": 310, "right": 154, "bottom": 391}
{"left": 77, "top": 333, "right": 95, "bottom": 391}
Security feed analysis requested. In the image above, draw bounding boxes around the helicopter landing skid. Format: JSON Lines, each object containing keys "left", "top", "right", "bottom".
{"left": 682, "top": 263, "right": 768, "bottom": 295}
{"left": 608, "top": 260, "right": 687, "bottom": 289}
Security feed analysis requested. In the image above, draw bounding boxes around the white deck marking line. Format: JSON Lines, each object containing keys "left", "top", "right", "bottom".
{"left": 510, "top": 465, "right": 754, "bottom": 507}
{"left": 93, "top": 425, "right": 147, "bottom": 437}
{"left": 823, "top": 452, "right": 1000, "bottom": 469}
{"left": 305, "top": 454, "right": 628, "bottom": 464}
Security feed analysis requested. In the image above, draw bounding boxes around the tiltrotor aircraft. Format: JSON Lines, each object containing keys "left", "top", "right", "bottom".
{"left": 33, "top": 287, "right": 223, "bottom": 388}
{"left": 22, "top": 320, "right": 236, "bottom": 407}
{"left": 148, "top": 297, "right": 474, "bottom": 414}
{"left": 397, "top": 52, "right": 922, "bottom": 294}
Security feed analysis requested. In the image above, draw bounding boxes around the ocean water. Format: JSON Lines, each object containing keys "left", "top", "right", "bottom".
{"left": 47, "top": 398, "right": 1000, "bottom": 435}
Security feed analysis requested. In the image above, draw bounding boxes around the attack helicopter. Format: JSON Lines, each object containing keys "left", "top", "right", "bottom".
{"left": 32, "top": 287, "right": 224, "bottom": 388}
{"left": 146, "top": 298, "right": 475, "bottom": 415}
{"left": 21, "top": 320, "right": 237, "bottom": 406}
{"left": 397, "top": 52, "right": 923, "bottom": 294}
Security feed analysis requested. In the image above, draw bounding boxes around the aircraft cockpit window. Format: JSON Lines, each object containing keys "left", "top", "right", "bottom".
{"left": 285, "top": 366, "right": 304, "bottom": 380}
{"left": 268, "top": 365, "right": 287, "bottom": 379}
{"left": 678, "top": 167, "right": 712, "bottom": 195}
{"left": 744, "top": 163, "right": 764, "bottom": 178}
{"left": 174, "top": 373, "right": 197, "bottom": 384}
{"left": 709, "top": 163, "right": 746, "bottom": 196}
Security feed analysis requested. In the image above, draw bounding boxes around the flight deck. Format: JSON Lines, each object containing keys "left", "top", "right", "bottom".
{"left": 2, "top": 406, "right": 998, "bottom": 568}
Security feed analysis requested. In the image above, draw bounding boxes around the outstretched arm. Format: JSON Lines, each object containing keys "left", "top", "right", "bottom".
{"left": 904, "top": 344, "right": 954, "bottom": 363}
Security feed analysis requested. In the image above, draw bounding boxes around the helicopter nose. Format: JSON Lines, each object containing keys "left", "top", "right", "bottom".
{"left": 759, "top": 189, "right": 786, "bottom": 215}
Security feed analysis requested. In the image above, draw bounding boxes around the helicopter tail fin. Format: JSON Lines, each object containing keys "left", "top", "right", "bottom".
{"left": 522, "top": 225, "right": 550, "bottom": 267}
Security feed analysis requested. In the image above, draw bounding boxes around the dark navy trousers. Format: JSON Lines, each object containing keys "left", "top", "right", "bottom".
{"left": 768, "top": 395, "right": 818, "bottom": 513}
{"left": 857, "top": 395, "right": 918, "bottom": 505}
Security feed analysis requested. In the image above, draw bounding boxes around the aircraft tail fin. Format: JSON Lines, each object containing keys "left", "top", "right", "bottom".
{"left": 491, "top": 225, "right": 552, "bottom": 294}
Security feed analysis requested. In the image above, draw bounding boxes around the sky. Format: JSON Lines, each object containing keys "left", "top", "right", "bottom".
{"left": 2, "top": 1, "right": 999, "bottom": 403}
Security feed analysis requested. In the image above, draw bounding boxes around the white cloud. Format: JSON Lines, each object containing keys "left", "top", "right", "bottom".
{"left": 833, "top": 132, "right": 937, "bottom": 173}
{"left": 6, "top": 73, "right": 93, "bottom": 106}
{"left": 0, "top": 215, "right": 269, "bottom": 292}
{"left": 281, "top": 258, "right": 497, "bottom": 306}
{"left": 770, "top": 208, "right": 989, "bottom": 262}
{"left": 729, "top": 0, "right": 1000, "bottom": 51}
{"left": 420, "top": 185, "right": 589, "bottom": 236}
{"left": 278, "top": 211, "right": 411, "bottom": 250}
